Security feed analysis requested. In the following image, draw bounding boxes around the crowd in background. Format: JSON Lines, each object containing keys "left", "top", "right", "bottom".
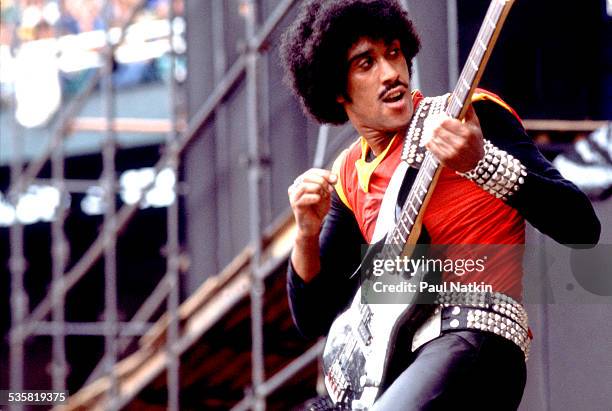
{"left": 1, "top": 0, "right": 177, "bottom": 42}
{"left": 0, "top": 0, "right": 185, "bottom": 127}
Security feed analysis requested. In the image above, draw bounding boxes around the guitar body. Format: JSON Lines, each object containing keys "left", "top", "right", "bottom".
{"left": 322, "top": 239, "right": 436, "bottom": 409}
{"left": 322, "top": 291, "right": 425, "bottom": 409}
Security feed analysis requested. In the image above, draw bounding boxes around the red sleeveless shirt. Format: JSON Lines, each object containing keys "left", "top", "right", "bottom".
{"left": 333, "top": 90, "right": 526, "bottom": 299}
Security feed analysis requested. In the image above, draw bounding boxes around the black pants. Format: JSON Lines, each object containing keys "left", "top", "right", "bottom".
{"left": 371, "top": 330, "right": 527, "bottom": 411}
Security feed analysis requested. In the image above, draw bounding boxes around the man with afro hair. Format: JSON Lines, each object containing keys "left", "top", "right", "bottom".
{"left": 281, "top": 1, "right": 600, "bottom": 410}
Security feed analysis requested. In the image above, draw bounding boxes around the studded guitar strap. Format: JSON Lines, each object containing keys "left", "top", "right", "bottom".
{"left": 371, "top": 94, "right": 449, "bottom": 244}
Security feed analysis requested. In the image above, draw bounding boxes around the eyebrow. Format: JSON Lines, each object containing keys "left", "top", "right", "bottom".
{"left": 347, "top": 49, "right": 372, "bottom": 66}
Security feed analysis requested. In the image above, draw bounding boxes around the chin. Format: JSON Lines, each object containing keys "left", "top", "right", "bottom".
{"left": 385, "top": 114, "right": 411, "bottom": 132}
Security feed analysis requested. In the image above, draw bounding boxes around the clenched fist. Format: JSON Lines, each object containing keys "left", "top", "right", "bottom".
{"left": 288, "top": 168, "right": 338, "bottom": 239}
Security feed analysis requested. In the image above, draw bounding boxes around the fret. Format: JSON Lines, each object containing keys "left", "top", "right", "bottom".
{"left": 469, "top": 56, "right": 479, "bottom": 72}
{"left": 399, "top": 217, "right": 410, "bottom": 232}
{"left": 409, "top": 202, "right": 418, "bottom": 216}
{"left": 405, "top": 212, "right": 414, "bottom": 225}
{"left": 395, "top": 230, "right": 409, "bottom": 245}
{"left": 397, "top": 230, "right": 406, "bottom": 244}
{"left": 390, "top": 232, "right": 399, "bottom": 244}
{"left": 420, "top": 184, "right": 427, "bottom": 196}
{"left": 487, "top": 15, "right": 496, "bottom": 30}
{"left": 478, "top": 37, "right": 487, "bottom": 52}
{"left": 453, "top": 93, "right": 463, "bottom": 109}
{"left": 448, "top": 103, "right": 460, "bottom": 118}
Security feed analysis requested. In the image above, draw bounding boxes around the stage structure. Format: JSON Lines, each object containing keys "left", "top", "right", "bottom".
{"left": 4, "top": 0, "right": 185, "bottom": 409}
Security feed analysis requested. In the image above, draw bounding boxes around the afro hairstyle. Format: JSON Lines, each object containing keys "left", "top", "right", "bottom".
{"left": 280, "top": 0, "right": 420, "bottom": 125}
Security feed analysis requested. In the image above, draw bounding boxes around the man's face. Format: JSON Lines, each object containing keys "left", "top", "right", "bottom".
{"left": 338, "top": 37, "right": 413, "bottom": 136}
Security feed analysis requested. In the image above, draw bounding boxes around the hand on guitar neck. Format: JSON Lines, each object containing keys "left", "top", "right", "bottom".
{"left": 423, "top": 104, "right": 485, "bottom": 173}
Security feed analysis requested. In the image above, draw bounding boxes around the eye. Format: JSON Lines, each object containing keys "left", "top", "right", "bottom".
{"left": 389, "top": 47, "right": 401, "bottom": 58}
{"left": 358, "top": 56, "right": 373, "bottom": 70}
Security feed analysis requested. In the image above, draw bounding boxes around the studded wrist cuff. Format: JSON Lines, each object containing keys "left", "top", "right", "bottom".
{"left": 457, "top": 139, "right": 527, "bottom": 201}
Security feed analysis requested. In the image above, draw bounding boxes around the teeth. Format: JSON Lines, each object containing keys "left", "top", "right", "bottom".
{"left": 385, "top": 91, "right": 402, "bottom": 100}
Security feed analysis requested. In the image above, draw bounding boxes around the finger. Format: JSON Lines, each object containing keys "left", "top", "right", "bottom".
{"left": 438, "top": 117, "right": 469, "bottom": 137}
{"left": 427, "top": 138, "right": 453, "bottom": 157}
{"left": 305, "top": 168, "right": 338, "bottom": 184}
{"left": 426, "top": 141, "right": 453, "bottom": 163}
{"left": 294, "top": 171, "right": 337, "bottom": 194}
{"left": 294, "top": 193, "right": 323, "bottom": 207}
{"left": 301, "top": 174, "right": 335, "bottom": 193}
{"left": 290, "top": 182, "right": 328, "bottom": 204}
{"left": 433, "top": 126, "right": 472, "bottom": 152}
{"left": 421, "top": 113, "right": 448, "bottom": 147}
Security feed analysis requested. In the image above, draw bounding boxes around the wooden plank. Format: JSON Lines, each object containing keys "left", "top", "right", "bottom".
{"left": 523, "top": 119, "right": 608, "bottom": 132}
{"left": 69, "top": 117, "right": 186, "bottom": 134}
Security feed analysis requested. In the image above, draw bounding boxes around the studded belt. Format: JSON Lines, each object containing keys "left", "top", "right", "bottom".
{"left": 411, "top": 292, "right": 531, "bottom": 360}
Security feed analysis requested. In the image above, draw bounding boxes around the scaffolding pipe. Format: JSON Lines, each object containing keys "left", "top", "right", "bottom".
{"left": 244, "top": 1, "right": 266, "bottom": 410}
{"left": 50, "top": 76, "right": 69, "bottom": 395}
{"left": 212, "top": 0, "right": 234, "bottom": 267}
{"left": 32, "top": 178, "right": 115, "bottom": 194}
{"left": 399, "top": 0, "right": 421, "bottom": 91}
{"left": 313, "top": 125, "right": 330, "bottom": 169}
{"left": 101, "top": 1, "right": 120, "bottom": 409}
{"left": 258, "top": 339, "right": 325, "bottom": 396}
{"left": 252, "top": 0, "right": 296, "bottom": 50}
{"left": 165, "top": 1, "right": 181, "bottom": 410}
{"left": 50, "top": 0, "right": 69, "bottom": 393}
{"left": 447, "top": 0, "right": 459, "bottom": 88}
{"left": 229, "top": 340, "right": 325, "bottom": 411}
{"left": 8, "top": 3, "right": 26, "bottom": 408}
{"left": 257, "top": 7, "right": 273, "bottom": 228}
{"left": 84, "top": 273, "right": 172, "bottom": 385}
{"left": 29, "top": 321, "right": 154, "bottom": 336}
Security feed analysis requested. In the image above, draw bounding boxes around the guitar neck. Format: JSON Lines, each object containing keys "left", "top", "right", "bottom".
{"left": 384, "top": 0, "right": 514, "bottom": 256}
{"left": 447, "top": 0, "right": 515, "bottom": 119}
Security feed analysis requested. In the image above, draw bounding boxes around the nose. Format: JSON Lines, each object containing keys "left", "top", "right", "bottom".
{"left": 380, "top": 57, "right": 399, "bottom": 85}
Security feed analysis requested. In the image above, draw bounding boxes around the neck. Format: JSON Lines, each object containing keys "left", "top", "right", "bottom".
{"left": 360, "top": 128, "right": 405, "bottom": 156}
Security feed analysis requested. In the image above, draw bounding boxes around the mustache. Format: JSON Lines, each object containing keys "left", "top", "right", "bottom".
{"left": 379, "top": 80, "right": 408, "bottom": 100}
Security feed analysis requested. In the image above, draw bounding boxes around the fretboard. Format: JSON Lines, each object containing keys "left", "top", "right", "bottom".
{"left": 383, "top": 0, "right": 514, "bottom": 259}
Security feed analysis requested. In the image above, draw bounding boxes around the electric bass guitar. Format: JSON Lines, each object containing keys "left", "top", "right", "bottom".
{"left": 322, "top": 1, "right": 516, "bottom": 409}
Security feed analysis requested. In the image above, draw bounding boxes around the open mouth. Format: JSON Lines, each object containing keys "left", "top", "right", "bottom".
{"left": 381, "top": 89, "right": 405, "bottom": 103}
